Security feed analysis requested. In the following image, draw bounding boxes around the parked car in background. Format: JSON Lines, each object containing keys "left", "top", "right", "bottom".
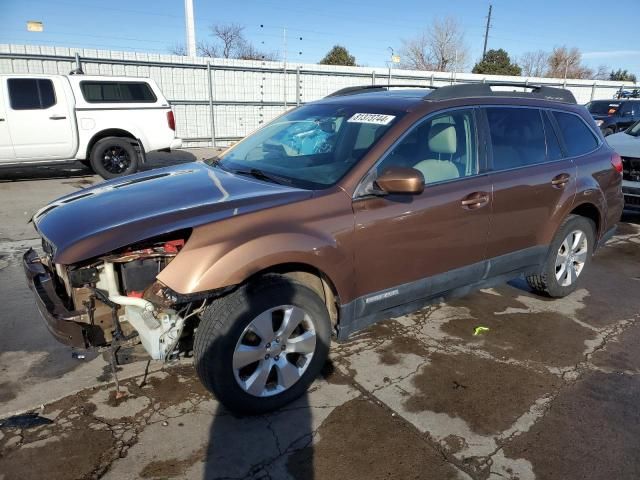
{"left": 24, "top": 82, "right": 623, "bottom": 414}
{"left": 607, "top": 120, "right": 640, "bottom": 210}
{"left": 0, "top": 74, "right": 181, "bottom": 179}
{"left": 615, "top": 88, "right": 640, "bottom": 99}
{"left": 586, "top": 99, "right": 640, "bottom": 136}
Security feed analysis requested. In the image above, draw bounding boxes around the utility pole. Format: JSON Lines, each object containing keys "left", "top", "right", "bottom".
{"left": 184, "top": 0, "right": 196, "bottom": 57}
{"left": 482, "top": 4, "right": 492, "bottom": 60}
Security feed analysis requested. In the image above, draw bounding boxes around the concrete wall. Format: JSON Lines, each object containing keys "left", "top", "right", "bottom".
{"left": 0, "top": 43, "right": 634, "bottom": 147}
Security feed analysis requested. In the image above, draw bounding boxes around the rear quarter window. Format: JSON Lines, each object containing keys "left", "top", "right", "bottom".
{"left": 552, "top": 111, "right": 599, "bottom": 157}
{"left": 80, "top": 81, "right": 157, "bottom": 103}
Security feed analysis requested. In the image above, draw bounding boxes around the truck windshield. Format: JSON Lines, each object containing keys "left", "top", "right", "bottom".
{"left": 586, "top": 101, "right": 620, "bottom": 115}
{"left": 214, "top": 103, "right": 403, "bottom": 189}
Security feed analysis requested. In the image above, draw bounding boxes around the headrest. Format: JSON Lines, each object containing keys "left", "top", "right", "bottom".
{"left": 428, "top": 124, "right": 457, "bottom": 155}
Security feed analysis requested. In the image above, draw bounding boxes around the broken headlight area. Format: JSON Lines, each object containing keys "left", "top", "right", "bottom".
{"left": 61, "top": 232, "right": 205, "bottom": 361}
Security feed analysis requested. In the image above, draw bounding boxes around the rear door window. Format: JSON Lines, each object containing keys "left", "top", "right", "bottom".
{"left": 485, "top": 107, "right": 546, "bottom": 170}
{"left": 8, "top": 78, "right": 56, "bottom": 110}
{"left": 80, "top": 81, "right": 157, "bottom": 103}
{"left": 552, "top": 111, "right": 599, "bottom": 157}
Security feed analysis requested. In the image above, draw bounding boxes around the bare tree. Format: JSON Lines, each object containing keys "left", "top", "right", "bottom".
{"left": 169, "top": 43, "right": 187, "bottom": 56}
{"left": 169, "top": 23, "right": 277, "bottom": 61}
{"left": 237, "top": 41, "right": 278, "bottom": 61}
{"left": 197, "top": 41, "right": 219, "bottom": 58}
{"left": 400, "top": 32, "right": 434, "bottom": 70}
{"left": 400, "top": 17, "right": 468, "bottom": 72}
{"left": 212, "top": 23, "right": 245, "bottom": 58}
{"left": 546, "top": 46, "right": 593, "bottom": 80}
{"left": 592, "top": 64, "right": 610, "bottom": 81}
{"left": 519, "top": 50, "right": 548, "bottom": 77}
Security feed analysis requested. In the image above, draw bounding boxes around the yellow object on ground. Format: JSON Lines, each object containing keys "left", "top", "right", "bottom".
{"left": 473, "top": 326, "right": 490, "bottom": 336}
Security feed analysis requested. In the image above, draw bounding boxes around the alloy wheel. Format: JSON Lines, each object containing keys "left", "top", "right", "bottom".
{"left": 555, "top": 229, "right": 588, "bottom": 287}
{"left": 232, "top": 305, "right": 317, "bottom": 397}
{"left": 101, "top": 145, "right": 131, "bottom": 174}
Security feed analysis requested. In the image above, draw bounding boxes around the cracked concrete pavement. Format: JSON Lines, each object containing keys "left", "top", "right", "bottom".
{"left": 1, "top": 157, "right": 640, "bottom": 479}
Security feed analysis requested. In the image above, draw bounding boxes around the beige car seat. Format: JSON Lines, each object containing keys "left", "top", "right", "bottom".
{"left": 413, "top": 124, "right": 460, "bottom": 183}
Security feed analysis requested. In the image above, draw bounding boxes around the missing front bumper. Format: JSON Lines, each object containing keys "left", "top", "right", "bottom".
{"left": 23, "top": 248, "right": 106, "bottom": 349}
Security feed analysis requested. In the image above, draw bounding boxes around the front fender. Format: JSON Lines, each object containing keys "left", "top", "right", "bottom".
{"left": 158, "top": 232, "right": 352, "bottom": 300}
{"left": 156, "top": 190, "right": 357, "bottom": 301}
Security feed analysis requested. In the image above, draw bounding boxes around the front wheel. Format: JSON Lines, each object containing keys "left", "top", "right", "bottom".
{"left": 193, "top": 274, "right": 331, "bottom": 414}
{"left": 89, "top": 137, "right": 139, "bottom": 179}
{"left": 527, "top": 215, "right": 595, "bottom": 298}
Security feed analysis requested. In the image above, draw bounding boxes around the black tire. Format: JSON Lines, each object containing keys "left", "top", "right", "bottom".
{"left": 194, "top": 274, "right": 331, "bottom": 414}
{"left": 89, "top": 137, "right": 139, "bottom": 179}
{"left": 527, "top": 215, "right": 595, "bottom": 298}
{"left": 603, "top": 127, "right": 615, "bottom": 137}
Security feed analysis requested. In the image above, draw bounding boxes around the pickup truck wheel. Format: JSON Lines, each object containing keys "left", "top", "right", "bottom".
{"left": 194, "top": 274, "right": 331, "bottom": 414}
{"left": 527, "top": 215, "right": 595, "bottom": 298}
{"left": 90, "top": 137, "right": 139, "bottom": 179}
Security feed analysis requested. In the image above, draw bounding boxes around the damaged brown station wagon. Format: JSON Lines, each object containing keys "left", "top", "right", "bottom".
{"left": 24, "top": 82, "right": 623, "bottom": 413}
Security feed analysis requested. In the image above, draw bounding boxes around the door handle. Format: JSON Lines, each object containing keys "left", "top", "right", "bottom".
{"left": 551, "top": 173, "right": 571, "bottom": 188}
{"left": 461, "top": 192, "right": 490, "bottom": 210}
{"left": 49, "top": 115, "right": 66, "bottom": 120}
{"left": 0, "top": 118, "right": 4, "bottom": 122}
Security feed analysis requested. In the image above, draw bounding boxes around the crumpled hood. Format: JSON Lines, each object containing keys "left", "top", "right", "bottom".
{"left": 34, "top": 162, "right": 312, "bottom": 264}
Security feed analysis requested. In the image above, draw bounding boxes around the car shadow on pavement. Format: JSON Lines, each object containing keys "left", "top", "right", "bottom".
{"left": 0, "top": 150, "right": 197, "bottom": 183}
{"left": 201, "top": 278, "right": 317, "bottom": 480}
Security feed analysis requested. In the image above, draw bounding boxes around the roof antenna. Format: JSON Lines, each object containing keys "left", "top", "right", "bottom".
{"left": 69, "top": 52, "right": 84, "bottom": 75}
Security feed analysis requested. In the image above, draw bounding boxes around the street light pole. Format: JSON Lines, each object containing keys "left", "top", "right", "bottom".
{"left": 184, "top": 0, "right": 196, "bottom": 57}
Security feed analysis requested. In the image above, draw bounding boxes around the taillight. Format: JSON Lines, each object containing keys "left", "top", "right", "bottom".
{"left": 611, "top": 152, "right": 623, "bottom": 174}
{"left": 167, "top": 110, "right": 176, "bottom": 131}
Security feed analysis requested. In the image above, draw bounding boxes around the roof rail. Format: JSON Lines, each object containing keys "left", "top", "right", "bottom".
{"left": 326, "top": 84, "right": 438, "bottom": 97}
{"left": 425, "top": 82, "right": 577, "bottom": 104}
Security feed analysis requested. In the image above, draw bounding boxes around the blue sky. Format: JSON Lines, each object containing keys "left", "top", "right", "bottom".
{"left": 2, "top": 0, "right": 639, "bottom": 77}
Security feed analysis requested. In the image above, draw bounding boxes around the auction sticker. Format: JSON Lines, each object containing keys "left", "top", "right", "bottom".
{"left": 347, "top": 113, "right": 396, "bottom": 125}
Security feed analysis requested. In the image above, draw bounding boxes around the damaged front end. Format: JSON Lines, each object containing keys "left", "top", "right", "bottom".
{"left": 23, "top": 231, "right": 215, "bottom": 361}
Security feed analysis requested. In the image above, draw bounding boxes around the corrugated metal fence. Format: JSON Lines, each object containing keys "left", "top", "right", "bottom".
{"left": 1, "top": 44, "right": 636, "bottom": 147}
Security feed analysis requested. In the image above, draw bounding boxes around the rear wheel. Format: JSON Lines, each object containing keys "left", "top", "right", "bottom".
{"left": 527, "top": 215, "right": 595, "bottom": 297}
{"left": 193, "top": 274, "right": 331, "bottom": 414}
{"left": 89, "top": 137, "right": 139, "bottom": 179}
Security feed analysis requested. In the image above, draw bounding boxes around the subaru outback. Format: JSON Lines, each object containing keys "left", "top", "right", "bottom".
{"left": 24, "top": 82, "right": 623, "bottom": 413}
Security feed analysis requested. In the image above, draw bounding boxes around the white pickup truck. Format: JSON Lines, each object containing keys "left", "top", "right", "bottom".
{"left": 0, "top": 74, "right": 182, "bottom": 178}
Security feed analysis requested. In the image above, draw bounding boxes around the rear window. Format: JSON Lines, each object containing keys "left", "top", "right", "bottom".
{"left": 8, "top": 78, "right": 56, "bottom": 110}
{"left": 486, "top": 107, "right": 547, "bottom": 170}
{"left": 552, "top": 111, "right": 599, "bottom": 157}
{"left": 80, "top": 81, "right": 157, "bottom": 103}
{"left": 586, "top": 101, "right": 620, "bottom": 116}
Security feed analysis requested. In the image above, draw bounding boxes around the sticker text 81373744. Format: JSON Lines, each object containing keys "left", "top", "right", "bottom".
{"left": 347, "top": 113, "right": 396, "bottom": 125}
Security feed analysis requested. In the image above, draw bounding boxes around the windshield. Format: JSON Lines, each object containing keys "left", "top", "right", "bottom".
{"left": 586, "top": 101, "right": 620, "bottom": 115}
{"left": 214, "top": 103, "right": 403, "bottom": 189}
{"left": 626, "top": 120, "right": 640, "bottom": 137}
